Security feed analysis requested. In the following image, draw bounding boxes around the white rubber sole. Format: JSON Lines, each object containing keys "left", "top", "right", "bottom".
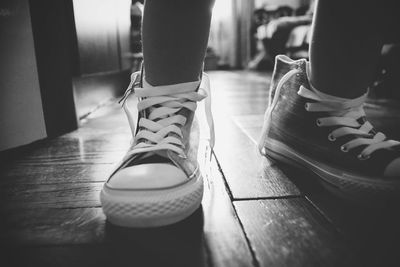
{"left": 262, "top": 138, "right": 400, "bottom": 198}
{"left": 100, "top": 175, "right": 203, "bottom": 228}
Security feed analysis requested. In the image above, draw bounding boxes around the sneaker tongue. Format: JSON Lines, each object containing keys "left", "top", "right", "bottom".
{"left": 154, "top": 149, "right": 169, "bottom": 159}
{"left": 137, "top": 78, "right": 196, "bottom": 160}
{"left": 129, "top": 152, "right": 172, "bottom": 167}
{"left": 142, "top": 77, "right": 200, "bottom": 92}
{"left": 138, "top": 150, "right": 170, "bottom": 163}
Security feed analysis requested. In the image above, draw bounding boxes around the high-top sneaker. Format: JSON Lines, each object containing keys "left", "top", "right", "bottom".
{"left": 101, "top": 71, "right": 214, "bottom": 227}
{"left": 259, "top": 55, "right": 400, "bottom": 199}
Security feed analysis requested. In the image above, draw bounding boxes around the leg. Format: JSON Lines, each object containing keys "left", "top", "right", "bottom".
{"left": 309, "top": 0, "right": 383, "bottom": 98}
{"left": 142, "top": 0, "right": 214, "bottom": 86}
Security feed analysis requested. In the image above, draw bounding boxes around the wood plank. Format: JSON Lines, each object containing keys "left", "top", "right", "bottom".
{"left": 4, "top": 245, "right": 113, "bottom": 267}
{"left": 305, "top": 185, "right": 400, "bottom": 267}
{"left": 0, "top": 182, "right": 103, "bottom": 209}
{"left": 209, "top": 71, "right": 300, "bottom": 199}
{"left": 0, "top": 156, "right": 254, "bottom": 267}
{"left": 0, "top": 208, "right": 105, "bottom": 245}
{"left": 210, "top": 71, "right": 270, "bottom": 116}
{"left": 0, "top": 163, "right": 114, "bottom": 185}
{"left": 234, "top": 198, "right": 360, "bottom": 267}
{"left": 0, "top": 155, "right": 254, "bottom": 267}
{"left": 232, "top": 114, "right": 264, "bottom": 145}
{"left": 202, "top": 155, "right": 254, "bottom": 267}
{"left": 3, "top": 243, "right": 206, "bottom": 267}
{"left": 2, "top": 210, "right": 208, "bottom": 267}
{"left": 213, "top": 114, "right": 300, "bottom": 199}
{"left": 10, "top": 135, "right": 129, "bottom": 165}
{"left": 0, "top": 105, "right": 133, "bottom": 186}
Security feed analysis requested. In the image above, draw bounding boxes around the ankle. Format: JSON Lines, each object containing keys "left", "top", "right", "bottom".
{"left": 307, "top": 63, "right": 368, "bottom": 100}
{"left": 143, "top": 77, "right": 200, "bottom": 92}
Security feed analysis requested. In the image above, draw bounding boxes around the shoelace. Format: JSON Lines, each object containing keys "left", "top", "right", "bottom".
{"left": 298, "top": 85, "right": 400, "bottom": 160}
{"left": 119, "top": 72, "right": 215, "bottom": 159}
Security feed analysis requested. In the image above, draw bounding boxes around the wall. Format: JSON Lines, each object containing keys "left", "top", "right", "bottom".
{"left": 0, "top": 0, "right": 47, "bottom": 151}
{"left": 72, "top": 0, "right": 121, "bottom": 75}
{"left": 209, "top": 0, "right": 254, "bottom": 68}
{"left": 29, "top": 0, "right": 79, "bottom": 137}
{"left": 209, "top": 0, "right": 236, "bottom": 67}
{"left": 0, "top": 0, "right": 132, "bottom": 151}
{"left": 72, "top": 0, "right": 131, "bottom": 118}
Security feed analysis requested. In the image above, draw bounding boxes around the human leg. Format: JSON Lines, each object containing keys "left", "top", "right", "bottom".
{"left": 308, "top": 0, "right": 383, "bottom": 98}
{"left": 143, "top": 0, "right": 214, "bottom": 85}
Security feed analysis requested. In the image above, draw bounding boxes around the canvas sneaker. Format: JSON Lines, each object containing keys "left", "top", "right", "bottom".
{"left": 259, "top": 55, "right": 400, "bottom": 199}
{"left": 101, "top": 70, "right": 214, "bottom": 227}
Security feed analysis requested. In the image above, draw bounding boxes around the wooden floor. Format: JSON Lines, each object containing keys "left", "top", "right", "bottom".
{"left": 1, "top": 71, "right": 400, "bottom": 267}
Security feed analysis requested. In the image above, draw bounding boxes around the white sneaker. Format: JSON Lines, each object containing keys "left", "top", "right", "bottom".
{"left": 100, "top": 71, "right": 214, "bottom": 227}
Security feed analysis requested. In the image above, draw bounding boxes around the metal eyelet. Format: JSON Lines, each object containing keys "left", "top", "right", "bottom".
{"left": 357, "top": 154, "right": 370, "bottom": 160}
{"left": 340, "top": 145, "right": 348, "bottom": 152}
{"left": 328, "top": 134, "right": 336, "bottom": 141}
{"left": 316, "top": 119, "right": 322, "bottom": 126}
{"left": 304, "top": 103, "right": 309, "bottom": 110}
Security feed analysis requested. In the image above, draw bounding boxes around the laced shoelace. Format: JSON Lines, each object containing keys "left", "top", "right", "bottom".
{"left": 119, "top": 72, "right": 215, "bottom": 159}
{"left": 298, "top": 85, "right": 400, "bottom": 160}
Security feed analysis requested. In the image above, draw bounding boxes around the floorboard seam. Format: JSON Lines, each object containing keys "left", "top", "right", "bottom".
{"left": 304, "top": 195, "right": 342, "bottom": 234}
{"left": 212, "top": 151, "right": 234, "bottom": 201}
{"left": 233, "top": 195, "right": 303, "bottom": 201}
{"left": 231, "top": 202, "right": 261, "bottom": 267}
{"left": 212, "top": 152, "right": 260, "bottom": 267}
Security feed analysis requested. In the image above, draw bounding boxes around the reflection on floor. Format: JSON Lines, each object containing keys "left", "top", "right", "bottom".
{"left": 1, "top": 70, "right": 400, "bottom": 267}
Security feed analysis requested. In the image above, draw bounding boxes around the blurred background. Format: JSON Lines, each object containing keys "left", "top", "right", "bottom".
{"left": 1, "top": 0, "right": 399, "bottom": 152}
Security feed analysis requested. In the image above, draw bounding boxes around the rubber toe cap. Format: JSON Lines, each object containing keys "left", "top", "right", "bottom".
{"left": 107, "top": 163, "right": 188, "bottom": 190}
